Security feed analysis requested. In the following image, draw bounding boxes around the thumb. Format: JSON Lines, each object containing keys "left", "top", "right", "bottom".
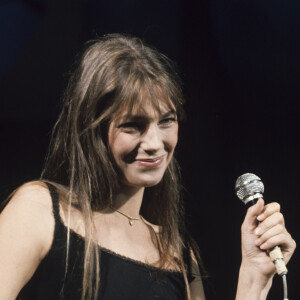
{"left": 243, "top": 198, "right": 264, "bottom": 231}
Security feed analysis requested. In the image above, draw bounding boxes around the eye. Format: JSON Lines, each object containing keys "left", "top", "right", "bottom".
{"left": 159, "top": 117, "right": 176, "bottom": 127}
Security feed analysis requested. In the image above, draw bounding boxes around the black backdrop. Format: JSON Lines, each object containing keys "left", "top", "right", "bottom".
{"left": 1, "top": 1, "right": 299, "bottom": 299}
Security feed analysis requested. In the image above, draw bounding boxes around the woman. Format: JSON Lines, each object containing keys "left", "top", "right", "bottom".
{"left": 0, "top": 34, "right": 296, "bottom": 300}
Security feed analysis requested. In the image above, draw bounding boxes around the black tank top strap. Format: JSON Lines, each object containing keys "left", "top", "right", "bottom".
{"left": 45, "top": 183, "right": 60, "bottom": 222}
{"left": 44, "top": 182, "right": 68, "bottom": 242}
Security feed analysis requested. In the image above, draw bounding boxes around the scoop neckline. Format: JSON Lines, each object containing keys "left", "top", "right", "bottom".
{"left": 55, "top": 209, "right": 182, "bottom": 275}
{"left": 69, "top": 227, "right": 182, "bottom": 274}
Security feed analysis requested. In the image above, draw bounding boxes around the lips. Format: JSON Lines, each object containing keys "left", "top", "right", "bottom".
{"left": 135, "top": 155, "right": 165, "bottom": 168}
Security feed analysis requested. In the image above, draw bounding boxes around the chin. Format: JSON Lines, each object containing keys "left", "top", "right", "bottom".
{"left": 126, "top": 174, "right": 165, "bottom": 188}
{"left": 143, "top": 179, "right": 162, "bottom": 187}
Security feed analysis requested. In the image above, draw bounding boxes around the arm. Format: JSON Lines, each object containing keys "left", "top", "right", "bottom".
{"left": 236, "top": 199, "right": 296, "bottom": 300}
{"left": 0, "top": 182, "right": 54, "bottom": 299}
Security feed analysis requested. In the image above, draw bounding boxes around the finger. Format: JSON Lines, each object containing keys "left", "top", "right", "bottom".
{"left": 257, "top": 202, "right": 280, "bottom": 222}
{"left": 254, "top": 212, "right": 284, "bottom": 236}
{"left": 258, "top": 232, "right": 291, "bottom": 250}
{"left": 254, "top": 224, "right": 286, "bottom": 247}
{"left": 242, "top": 198, "right": 264, "bottom": 232}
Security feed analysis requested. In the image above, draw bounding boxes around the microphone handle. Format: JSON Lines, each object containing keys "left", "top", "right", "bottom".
{"left": 268, "top": 246, "right": 288, "bottom": 276}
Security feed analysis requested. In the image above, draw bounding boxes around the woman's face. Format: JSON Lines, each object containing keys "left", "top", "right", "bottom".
{"left": 108, "top": 102, "right": 178, "bottom": 189}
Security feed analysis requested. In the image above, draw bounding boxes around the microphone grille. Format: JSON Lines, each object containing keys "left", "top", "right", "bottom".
{"left": 235, "top": 173, "right": 264, "bottom": 204}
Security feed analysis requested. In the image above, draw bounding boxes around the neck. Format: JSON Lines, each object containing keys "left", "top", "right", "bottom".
{"left": 112, "top": 186, "right": 145, "bottom": 218}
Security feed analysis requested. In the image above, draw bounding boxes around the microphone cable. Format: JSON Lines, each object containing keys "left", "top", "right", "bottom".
{"left": 282, "top": 274, "right": 288, "bottom": 300}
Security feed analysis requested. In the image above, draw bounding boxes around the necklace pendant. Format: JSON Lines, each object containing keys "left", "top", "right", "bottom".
{"left": 129, "top": 220, "right": 133, "bottom": 226}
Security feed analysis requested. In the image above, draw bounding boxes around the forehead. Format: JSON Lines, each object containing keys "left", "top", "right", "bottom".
{"left": 110, "top": 81, "right": 176, "bottom": 121}
{"left": 115, "top": 101, "right": 175, "bottom": 120}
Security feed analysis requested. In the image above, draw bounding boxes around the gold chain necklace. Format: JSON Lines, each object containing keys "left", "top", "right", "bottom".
{"left": 110, "top": 206, "right": 141, "bottom": 226}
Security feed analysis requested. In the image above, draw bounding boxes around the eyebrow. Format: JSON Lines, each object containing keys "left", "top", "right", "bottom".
{"left": 119, "top": 110, "right": 176, "bottom": 121}
{"left": 161, "top": 110, "right": 176, "bottom": 118}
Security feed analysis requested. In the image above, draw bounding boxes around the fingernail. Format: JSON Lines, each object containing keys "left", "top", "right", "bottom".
{"left": 257, "top": 214, "right": 264, "bottom": 221}
{"left": 255, "top": 238, "right": 261, "bottom": 246}
{"left": 260, "top": 242, "right": 267, "bottom": 250}
{"left": 255, "top": 227, "right": 262, "bottom": 235}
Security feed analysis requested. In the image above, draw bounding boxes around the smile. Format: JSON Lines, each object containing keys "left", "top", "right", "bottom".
{"left": 135, "top": 155, "right": 165, "bottom": 168}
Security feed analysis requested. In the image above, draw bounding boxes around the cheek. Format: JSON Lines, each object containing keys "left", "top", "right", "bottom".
{"left": 109, "top": 133, "right": 136, "bottom": 161}
{"left": 165, "top": 126, "right": 178, "bottom": 150}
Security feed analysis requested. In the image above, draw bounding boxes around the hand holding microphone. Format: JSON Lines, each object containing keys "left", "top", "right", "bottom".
{"left": 235, "top": 173, "right": 296, "bottom": 300}
{"left": 235, "top": 173, "right": 292, "bottom": 276}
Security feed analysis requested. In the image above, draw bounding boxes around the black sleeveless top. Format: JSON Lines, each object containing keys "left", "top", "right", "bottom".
{"left": 18, "top": 184, "right": 186, "bottom": 299}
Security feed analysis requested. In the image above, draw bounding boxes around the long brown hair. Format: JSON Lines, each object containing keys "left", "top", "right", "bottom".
{"left": 41, "top": 33, "right": 201, "bottom": 299}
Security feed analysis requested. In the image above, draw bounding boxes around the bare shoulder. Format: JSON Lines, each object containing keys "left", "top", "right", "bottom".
{"left": 0, "top": 181, "right": 55, "bottom": 299}
{"left": 9, "top": 181, "right": 52, "bottom": 206}
{"left": 1, "top": 181, "right": 55, "bottom": 255}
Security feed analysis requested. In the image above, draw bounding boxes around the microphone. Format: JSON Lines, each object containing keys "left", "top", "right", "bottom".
{"left": 235, "top": 173, "right": 288, "bottom": 276}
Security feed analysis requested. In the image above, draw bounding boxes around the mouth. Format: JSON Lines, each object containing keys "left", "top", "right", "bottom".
{"left": 135, "top": 155, "right": 165, "bottom": 168}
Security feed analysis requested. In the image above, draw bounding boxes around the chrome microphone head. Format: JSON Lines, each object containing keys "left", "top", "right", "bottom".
{"left": 235, "top": 173, "right": 264, "bottom": 204}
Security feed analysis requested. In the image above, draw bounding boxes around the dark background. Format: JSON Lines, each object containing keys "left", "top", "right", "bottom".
{"left": 0, "top": 0, "right": 299, "bottom": 299}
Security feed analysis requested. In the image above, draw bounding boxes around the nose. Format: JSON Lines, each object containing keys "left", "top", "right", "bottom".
{"left": 140, "top": 124, "right": 163, "bottom": 154}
